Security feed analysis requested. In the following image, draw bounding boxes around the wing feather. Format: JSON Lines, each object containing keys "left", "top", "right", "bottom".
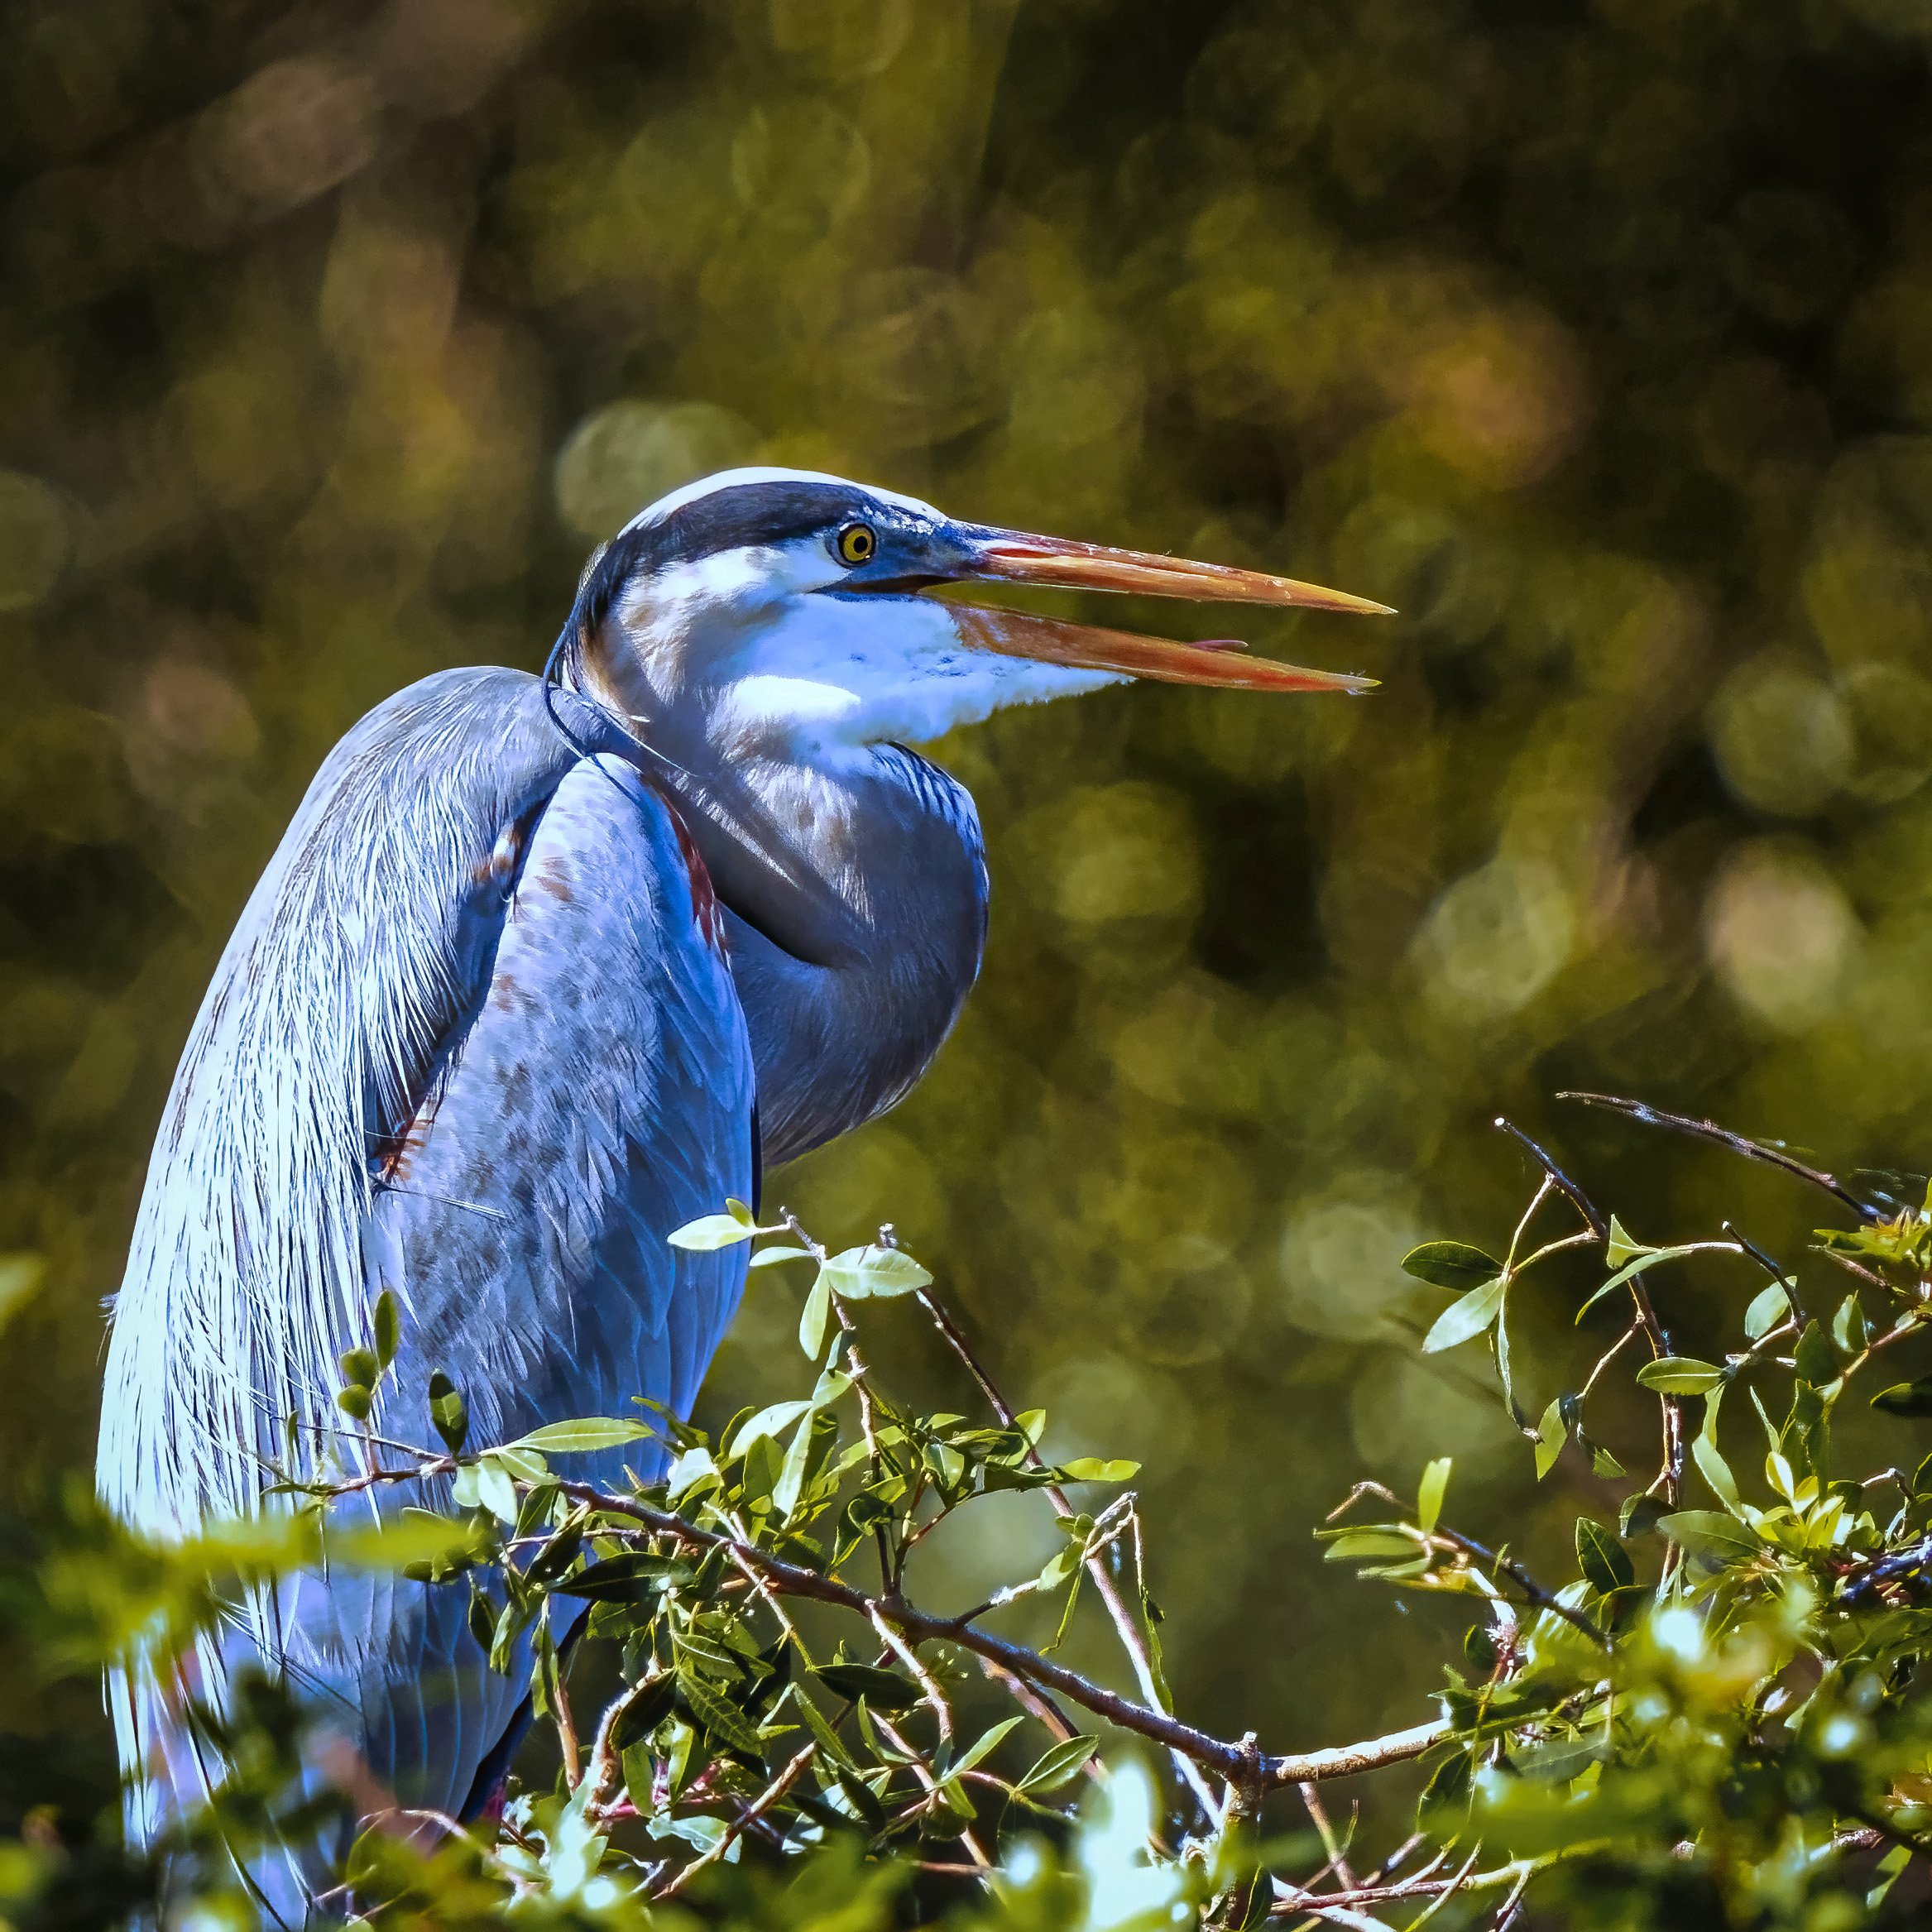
{"left": 99, "top": 670, "right": 754, "bottom": 1896}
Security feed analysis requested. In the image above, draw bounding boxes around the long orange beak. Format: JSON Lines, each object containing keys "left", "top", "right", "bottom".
{"left": 944, "top": 529, "right": 1390, "bottom": 693}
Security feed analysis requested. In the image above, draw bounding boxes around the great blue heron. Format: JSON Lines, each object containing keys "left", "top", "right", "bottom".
{"left": 97, "top": 468, "right": 1386, "bottom": 1918}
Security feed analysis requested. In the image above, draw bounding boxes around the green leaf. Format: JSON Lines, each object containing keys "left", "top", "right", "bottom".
{"left": 749, "top": 1244, "right": 814, "bottom": 1270}
{"left": 1534, "top": 1397, "right": 1568, "bottom": 1481}
{"left": 819, "top": 1244, "right": 933, "bottom": 1299}
{"left": 1657, "top": 1510, "right": 1760, "bottom": 1563}
{"left": 1417, "top": 1457, "right": 1450, "bottom": 1533}
{"left": 1635, "top": 1356, "right": 1727, "bottom": 1395}
{"left": 1055, "top": 1458, "right": 1141, "bottom": 1483}
{"left": 1401, "top": 1242, "right": 1501, "bottom": 1293}
{"left": 1015, "top": 1734, "right": 1100, "bottom": 1795}
{"left": 1604, "top": 1215, "right": 1648, "bottom": 1268}
{"left": 1575, "top": 1518, "right": 1633, "bottom": 1594}
{"left": 428, "top": 1372, "right": 467, "bottom": 1455}
{"left": 725, "top": 1399, "right": 815, "bottom": 1460}
{"left": 1589, "top": 1441, "right": 1626, "bottom": 1478}
{"left": 1691, "top": 1431, "right": 1741, "bottom": 1513}
{"left": 473, "top": 1456, "right": 520, "bottom": 1524}
{"left": 1794, "top": 1320, "right": 1837, "bottom": 1390}
{"left": 772, "top": 1407, "right": 828, "bottom": 1522}
{"left": 1872, "top": 1378, "right": 1932, "bottom": 1418}
{"left": 1743, "top": 1279, "right": 1790, "bottom": 1342}
{"left": 1575, "top": 1244, "right": 1704, "bottom": 1321}
{"left": 1421, "top": 1273, "right": 1506, "bottom": 1353}
{"left": 1833, "top": 1292, "right": 1869, "bottom": 1358}
{"left": 336, "top": 1385, "right": 372, "bottom": 1421}
{"left": 1036, "top": 1543, "right": 1083, "bottom": 1591}
{"left": 1622, "top": 1493, "right": 1669, "bottom": 1539}
{"left": 504, "top": 1417, "right": 657, "bottom": 1456}
{"left": 680, "top": 1670, "right": 765, "bottom": 1754}
{"left": 812, "top": 1663, "right": 920, "bottom": 1711}
{"left": 1321, "top": 1528, "right": 1422, "bottom": 1561}
{"left": 946, "top": 1715, "right": 1024, "bottom": 1782}
{"left": 373, "top": 1291, "right": 399, "bottom": 1369}
{"left": 492, "top": 1445, "right": 549, "bottom": 1484}
{"left": 338, "top": 1347, "right": 379, "bottom": 1393}
{"left": 554, "top": 1554, "right": 694, "bottom": 1601}
{"left": 792, "top": 1690, "right": 858, "bottom": 1771}
{"left": 668, "top": 1202, "right": 760, "bottom": 1251}
{"left": 798, "top": 1272, "right": 832, "bottom": 1359}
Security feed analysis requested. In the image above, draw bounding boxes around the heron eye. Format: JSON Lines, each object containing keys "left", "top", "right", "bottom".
{"left": 836, "top": 522, "right": 877, "bottom": 566}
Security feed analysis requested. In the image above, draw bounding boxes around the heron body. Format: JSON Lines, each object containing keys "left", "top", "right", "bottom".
{"left": 97, "top": 470, "right": 1384, "bottom": 1919}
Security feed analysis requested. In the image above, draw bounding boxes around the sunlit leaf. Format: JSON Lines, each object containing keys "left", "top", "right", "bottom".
{"left": 1575, "top": 1244, "right": 1705, "bottom": 1321}
{"left": 1422, "top": 1274, "right": 1506, "bottom": 1353}
{"left": 1321, "top": 1528, "right": 1422, "bottom": 1561}
{"left": 819, "top": 1244, "right": 933, "bottom": 1299}
{"left": 428, "top": 1372, "right": 467, "bottom": 1455}
{"left": 505, "top": 1417, "right": 656, "bottom": 1455}
{"left": 1417, "top": 1457, "right": 1451, "bottom": 1532}
{"left": 749, "top": 1244, "right": 814, "bottom": 1270}
{"left": 1604, "top": 1215, "right": 1648, "bottom": 1268}
{"left": 1055, "top": 1457, "right": 1141, "bottom": 1483}
{"left": 1534, "top": 1397, "right": 1568, "bottom": 1481}
{"left": 668, "top": 1202, "right": 761, "bottom": 1251}
{"left": 1636, "top": 1357, "right": 1727, "bottom": 1395}
{"left": 798, "top": 1272, "right": 832, "bottom": 1359}
{"left": 1015, "top": 1734, "right": 1100, "bottom": 1795}
{"left": 1743, "top": 1278, "right": 1790, "bottom": 1341}
{"left": 372, "top": 1290, "right": 399, "bottom": 1369}
{"left": 946, "top": 1714, "right": 1024, "bottom": 1782}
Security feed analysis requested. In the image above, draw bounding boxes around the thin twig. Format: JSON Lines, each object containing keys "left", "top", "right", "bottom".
{"left": 1495, "top": 1118, "right": 1607, "bottom": 1240}
{"left": 871, "top": 1604, "right": 954, "bottom": 1749}
{"left": 651, "top": 1744, "right": 816, "bottom": 1901}
{"left": 911, "top": 1277, "right": 1221, "bottom": 1817}
{"left": 1557, "top": 1093, "right": 1873, "bottom": 1222}
{"left": 1298, "top": 1783, "right": 1357, "bottom": 1890}
{"left": 1723, "top": 1222, "right": 1810, "bottom": 1330}
{"left": 875, "top": 1714, "right": 991, "bottom": 1869}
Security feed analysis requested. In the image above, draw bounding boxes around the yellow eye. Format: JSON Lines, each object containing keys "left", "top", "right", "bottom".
{"left": 837, "top": 522, "right": 876, "bottom": 566}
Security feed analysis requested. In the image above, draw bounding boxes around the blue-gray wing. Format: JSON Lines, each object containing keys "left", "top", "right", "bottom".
{"left": 98, "top": 669, "right": 752, "bottom": 1916}
{"left": 307, "top": 748, "right": 754, "bottom": 1829}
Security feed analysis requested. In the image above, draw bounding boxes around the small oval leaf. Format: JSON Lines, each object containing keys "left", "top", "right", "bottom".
{"left": 1401, "top": 1242, "right": 1501, "bottom": 1293}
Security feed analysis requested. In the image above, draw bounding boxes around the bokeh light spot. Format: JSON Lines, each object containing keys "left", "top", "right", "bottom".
{"left": 1416, "top": 858, "right": 1575, "bottom": 1019}
{"left": 552, "top": 400, "right": 757, "bottom": 542}
{"left": 1704, "top": 841, "right": 1862, "bottom": 1031}
{"left": 1709, "top": 654, "right": 1853, "bottom": 818}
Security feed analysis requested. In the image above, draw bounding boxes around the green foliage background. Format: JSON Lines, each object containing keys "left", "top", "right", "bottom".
{"left": 6, "top": 0, "right": 1932, "bottom": 1854}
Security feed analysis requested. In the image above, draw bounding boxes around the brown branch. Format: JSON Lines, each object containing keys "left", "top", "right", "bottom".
{"left": 546, "top": 1478, "right": 1442, "bottom": 1788}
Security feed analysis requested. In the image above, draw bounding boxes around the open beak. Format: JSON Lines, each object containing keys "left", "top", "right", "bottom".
{"left": 938, "top": 529, "right": 1392, "bottom": 693}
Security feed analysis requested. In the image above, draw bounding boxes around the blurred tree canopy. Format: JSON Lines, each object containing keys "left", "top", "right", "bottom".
{"left": 6, "top": 0, "right": 1932, "bottom": 1853}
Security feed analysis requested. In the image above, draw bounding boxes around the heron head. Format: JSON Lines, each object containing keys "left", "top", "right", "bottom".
{"left": 563, "top": 467, "right": 1389, "bottom": 761}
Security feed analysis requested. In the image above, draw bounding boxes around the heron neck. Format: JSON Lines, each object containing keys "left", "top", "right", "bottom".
{"left": 712, "top": 745, "right": 987, "bottom": 1167}
{"left": 568, "top": 637, "right": 987, "bottom": 1166}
